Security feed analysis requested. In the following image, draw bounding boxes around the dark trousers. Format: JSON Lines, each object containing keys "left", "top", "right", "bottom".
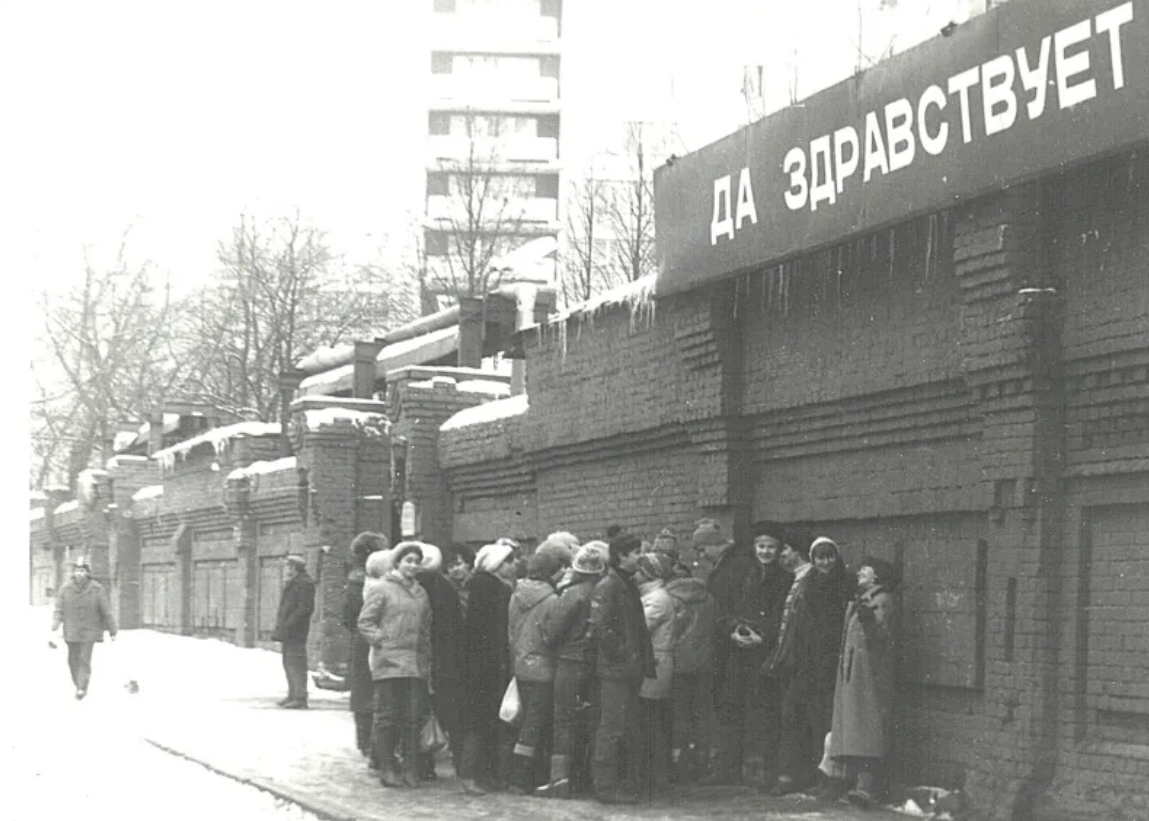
{"left": 553, "top": 660, "right": 595, "bottom": 789}
{"left": 460, "top": 716, "right": 516, "bottom": 786}
{"left": 636, "top": 697, "right": 672, "bottom": 798}
{"left": 66, "top": 641, "right": 95, "bottom": 690}
{"left": 281, "top": 641, "right": 308, "bottom": 703}
{"left": 373, "top": 678, "right": 428, "bottom": 776}
{"left": 354, "top": 711, "right": 373, "bottom": 756}
{"left": 716, "top": 676, "right": 780, "bottom": 775}
{"left": 671, "top": 672, "right": 713, "bottom": 755}
{"left": 777, "top": 675, "right": 830, "bottom": 785}
{"left": 592, "top": 678, "right": 641, "bottom": 796}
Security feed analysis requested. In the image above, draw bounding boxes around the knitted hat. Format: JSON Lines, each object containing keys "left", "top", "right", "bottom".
{"left": 652, "top": 528, "right": 680, "bottom": 564}
{"left": 571, "top": 544, "right": 607, "bottom": 575}
{"left": 751, "top": 520, "right": 788, "bottom": 544}
{"left": 636, "top": 552, "right": 669, "bottom": 581}
{"left": 527, "top": 549, "right": 564, "bottom": 581}
{"left": 691, "top": 519, "right": 727, "bottom": 548}
{"left": 418, "top": 543, "right": 443, "bottom": 573}
{"left": 285, "top": 554, "right": 307, "bottom": 568}
{"left": 391, "top": 541, "right": 425, "bottom": 568}
{"left": 73, "top": 555, "right": 90, "bottom": 569}
{"left": 608, "top": 533, "right": 643, "bottom": 563}
{"left": 475, "top": 541, "right": 515, "bottom": 574}
{"left": 809, "top": 536, "right": 840, "bottom": 560}
{"left": 860, "top": 556, "right": 899, "bottom": 588}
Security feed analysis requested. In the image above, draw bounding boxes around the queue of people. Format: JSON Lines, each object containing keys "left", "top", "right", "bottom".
{"left": 345, "top": 519, "right": 901, "bottom": 809}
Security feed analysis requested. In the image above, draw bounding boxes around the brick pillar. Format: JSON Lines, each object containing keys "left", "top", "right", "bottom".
{"left": 457, "top": 296, "right": 484, "bottom": 369}
{"left": 957, "top": 184, "right": 1067, "bottom": 819}
{"left": 294, "top": 402, "right": 391, "bottom": 668}
{"left": 674, "top": 282, "right": 752, "bottom": 543}
{"left": 278, "top": 369, "right": 307, "bottom": 457}
{"left": 107, "top": 457, "right": 154, "bottom": 629}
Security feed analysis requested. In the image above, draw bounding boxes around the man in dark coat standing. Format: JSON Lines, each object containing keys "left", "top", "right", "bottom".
{"left": 51, "top": 555, "right": 117, "bottom": 700}
{"left": 589, "top": 533, "right": 655, "bottom": 805}
{"left": 273, "top": 553, "right": 315, "bottom": 709}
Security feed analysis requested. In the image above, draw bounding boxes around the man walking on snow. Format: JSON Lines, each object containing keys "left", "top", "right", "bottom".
{"left": 51, "top": 555, "right": 117, "bottom": 700}
{"left": 273, "top": 554, "right": 315, "bottom": 709}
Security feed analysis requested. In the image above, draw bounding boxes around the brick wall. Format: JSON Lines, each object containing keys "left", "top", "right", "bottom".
{"left": 436, "top": 144, "right": 1149, "bottom": 818}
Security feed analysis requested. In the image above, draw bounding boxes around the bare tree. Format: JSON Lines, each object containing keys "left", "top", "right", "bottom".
{"left": 424, "top": 112, "right": 530, "bottom": 302}
{"left": 603, "top": 122, "right": 660, "bottom": 284}
{"left": 560, "top": 172, "right": 625, "bottom": 305}
{"left": 34, "top": 235, "right": 175, "bottom": 488}
{"left": 175, "top": 210, "right": 414, "bottom": 421}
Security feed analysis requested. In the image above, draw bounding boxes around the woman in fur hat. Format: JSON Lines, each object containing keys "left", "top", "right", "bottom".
{"left": 537, "top": 541, "right": 605, "bottom": 798}
{"left": 457, "top": 540, "right": 518, "bottom": 795}
{"left": 344, "top": 532, "right": 389, "bottom": 766}
{"left": 829, "top": 557, "right": 900, "bottom": 809}
{"left": 358, "top": 542, "right": 432, "bottom": 789}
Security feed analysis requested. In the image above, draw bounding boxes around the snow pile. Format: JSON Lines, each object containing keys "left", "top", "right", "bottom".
{"left": 441, "top": 394, "right": 528, "bottom": 432}
{"left": 455, "top": 379, "right": 512, "bottom": 397}
{"left": 227, "top": 456, "right": 297, "bottom": 481}
{"left": 533, "top": 274, "right": 657, "bottom": 361}
{"left": 153, "top": 422, "right": 281, "bottom": 472}
{"left": 377, "top": 324, "right": 457, "bottom": 361}
{"left": 54, "top": 499, "right": 80, "bottom": 515}
{"left": 132, "top": 485, "right": 165, "bottom": 502}
{"left": 302, "top": 407, "right": 389, "bottom": 436}
{"left": 30, "top": 507, "right": 45, "bottom": 522}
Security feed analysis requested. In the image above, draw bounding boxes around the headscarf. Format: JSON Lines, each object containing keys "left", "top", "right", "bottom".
{"left": 475, "top": 541, "right": 515, "bottom": 574}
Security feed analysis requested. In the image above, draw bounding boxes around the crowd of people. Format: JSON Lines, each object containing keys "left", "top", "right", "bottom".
{"left": 341, "top": 519, "right": 901, "bottom": 809}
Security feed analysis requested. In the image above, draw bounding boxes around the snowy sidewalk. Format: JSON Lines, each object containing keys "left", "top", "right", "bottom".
{"left": 23, "top": 613, "right": 894, "bottom": 821}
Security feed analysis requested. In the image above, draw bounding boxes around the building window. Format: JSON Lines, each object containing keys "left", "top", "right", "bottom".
{"left": 431, "top": 52, "right": 453, "bottom": 74}
{"left": 426, "top": 173, "right": 449, "bottom": 197}
{"left": 535, "top": 173, "right": 559, "bottom": 199}
{"left": 428, "top": 112, "right": 450, "bottom": 135}
{"left": 434, "top": 0, "right": 457, "bottom": 11}
{"left": 424, "top": 230, "right": 449, "bottom": 257}
{"left": 537, "top": 113, "right": 560, "bottom": 139}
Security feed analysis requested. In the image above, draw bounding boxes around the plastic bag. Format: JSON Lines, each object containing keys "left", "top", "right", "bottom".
{"left": 419, "top": 713, "right": 448, "bottom": 754}
{"left": 498, "top": 677, "right": 522, "bottom": 724}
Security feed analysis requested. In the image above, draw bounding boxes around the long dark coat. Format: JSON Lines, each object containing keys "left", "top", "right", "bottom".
{"left": 589, "top": 567, "right": 655, "bottom": 683}
{"left": 53, "top": 578, "right": 116, "bottom": 642}
{"left": 273, "top": 571, "right": 315, "bottom": 643}
{"left": 342, "top": 569, "right": 374, "bottom": 713}
{"left": 829, "top": 586, "right": 898, "bottom": 760}
{"left": 419, "top": 569, "right": 466, "bottom": 734}
{"left": 716, "top": 556, "right": 791, "bottom": 707}
{"left": 461, "top": 571, "right": 513, "bottom": 731}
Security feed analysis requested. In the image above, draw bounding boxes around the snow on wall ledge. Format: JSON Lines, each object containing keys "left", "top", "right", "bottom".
{"left": 302, "top": 407, "right": 389, "bottom": 435}
{"left": 132, "top": 485, "right": 164, "bottom": 502}
{"left": 227, "top": 456, "right": 297, "bottom": 481}
{"left": 151, "top": 422, "right": 281, "bottom": 472}
{"left": 441, "top": 394, "right": 529, "bottom": 432}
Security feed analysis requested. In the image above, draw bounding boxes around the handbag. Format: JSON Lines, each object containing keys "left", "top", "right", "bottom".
{"left": 498, "top": 677, "right": 522, "bottom": 724}
{"left": 419, "top": 713, "right": 448, "bottom": 754}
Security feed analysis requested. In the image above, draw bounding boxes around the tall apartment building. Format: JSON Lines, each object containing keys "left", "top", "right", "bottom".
{"left": 423, "top": 0, "right": 563, "bottom": 303}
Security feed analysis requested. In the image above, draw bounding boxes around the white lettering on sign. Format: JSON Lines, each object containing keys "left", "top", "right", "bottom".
{"left": 735, "top": 167, "right": 758, "bottom": 229}
{"left": 776, "top": 1, "right": 1134, "bottom": 214}
{"left": 711, "top": 167, "right": 759, "bottom": 243}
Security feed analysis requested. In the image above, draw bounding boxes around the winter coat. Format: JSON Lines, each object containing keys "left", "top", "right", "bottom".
{"left": 342, "top": 568, "right": 374, "bottom": 713}
{"left": 357, "top": 573, "right": 432, "bottom": 681}
{"left": 542, "top": 574, "right": 597, "bottom": 665}
{"left": 53, "top": 578, "right": 116, "bottom": 643}
{"left": 666, "top": 576, "right": 718, "bottom": 675}
{"left": 461, "top": 570, "right": 514, "bottom": 729}
{"left": 272, "top": 571, "right": 315, "bottom": 644}
{"left": 717, "top": 556, "right": 791, "bottom": 706}
{"left": 508, "top": 579, "right": 559, "bottom": 682}
{"left": 590, "top": 568, "right": 655, "bottom": 683}
{"left": 830, "top": 586, "right": 898, "bottom": 761}
{"left": 419, "top": 570, "right": 464, "bottom": 687}
{"left": 767, "top": 564, "right": 850, "bottom": 716}
{"left": 639, "top": 578, "right": 675, "bottom": 699}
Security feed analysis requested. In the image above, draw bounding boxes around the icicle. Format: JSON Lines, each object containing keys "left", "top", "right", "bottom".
{"left": 888, "top": 228, "right": 895, "bottom": 284}
{"left": 925, "top": 213, "right": 936, "bottom": 280}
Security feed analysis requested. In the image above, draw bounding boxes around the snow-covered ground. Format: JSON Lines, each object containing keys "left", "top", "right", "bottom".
{"left": 10, "top": 606, "right": 323, "bottom": 821}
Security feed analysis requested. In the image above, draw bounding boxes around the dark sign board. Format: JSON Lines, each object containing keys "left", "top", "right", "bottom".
{"left": 654, "top": 0, "right": 1149, "bottom": 296}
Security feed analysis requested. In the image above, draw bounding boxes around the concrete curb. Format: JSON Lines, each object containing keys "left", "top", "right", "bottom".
{"left": 144, "top": 738, "right": 363, "bottom": 821}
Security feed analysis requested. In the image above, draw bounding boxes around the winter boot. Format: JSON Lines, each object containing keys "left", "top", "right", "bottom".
{"left": 376, "top": 728, "right": 404, "bottom": 788}
{"left": 508, "top": 752, "right": 534, "bottom": 795}
{"left": 535, "top": 754, "right": 571, "bottom": 799}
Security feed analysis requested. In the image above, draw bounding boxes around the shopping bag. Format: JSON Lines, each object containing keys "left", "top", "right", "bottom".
{"left": 498, "top": 677, "right": 522, "bottom": 724}
{"left": 419, "top": 713, "right": 448, "bottom": 754}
